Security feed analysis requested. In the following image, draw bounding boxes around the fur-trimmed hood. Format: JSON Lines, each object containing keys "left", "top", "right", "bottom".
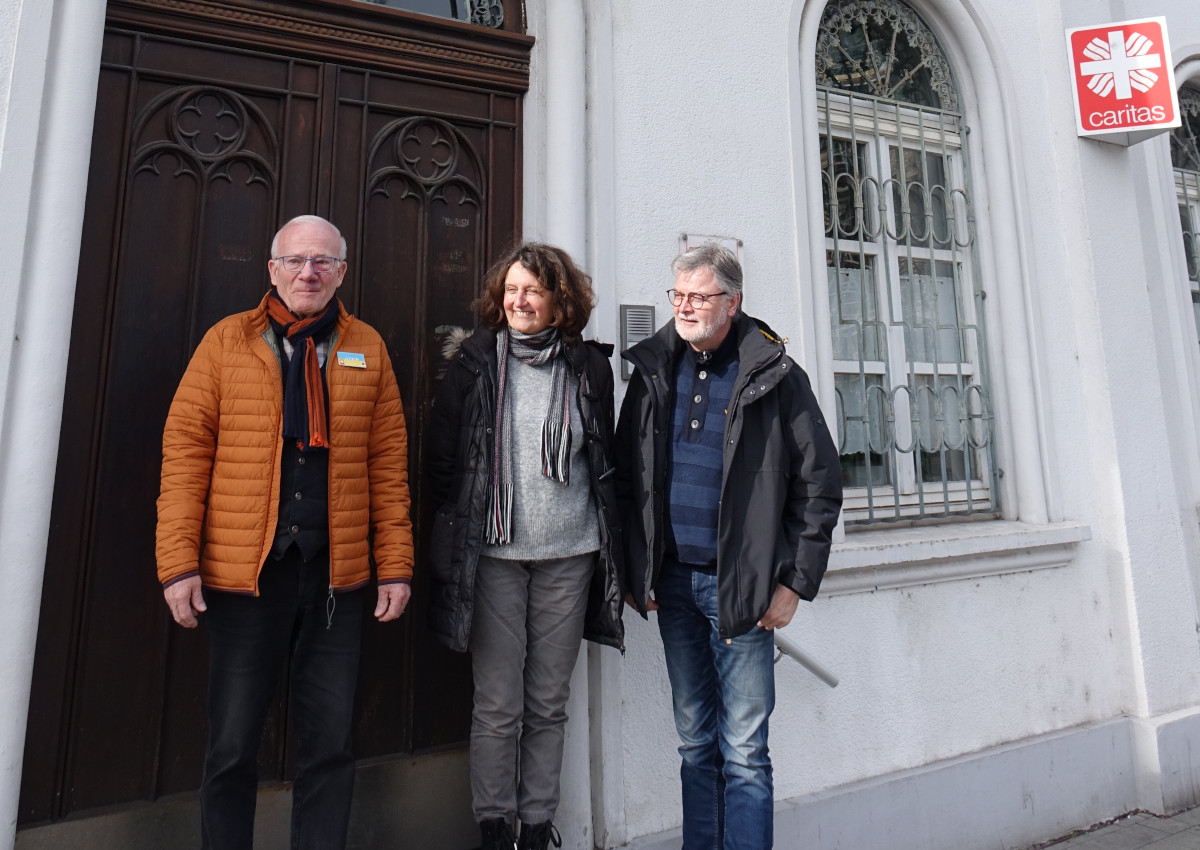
{"left": 435, "top": 324, "right": 472, "bottom": 361}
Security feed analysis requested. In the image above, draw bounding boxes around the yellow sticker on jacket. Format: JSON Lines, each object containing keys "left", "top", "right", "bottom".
{"left": 337, "top": 352, "right": 367, "bottom": 369}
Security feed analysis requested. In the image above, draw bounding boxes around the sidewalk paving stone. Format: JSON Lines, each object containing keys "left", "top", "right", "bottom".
{"left": 1141, "top": 827, "right": 1200, "bottom": 849}
{"left": 1084, "top": 823, "right": 1187, "bottom": 849}
{"left": 1028, "top": 807, "right": 1200, "bottom": 850}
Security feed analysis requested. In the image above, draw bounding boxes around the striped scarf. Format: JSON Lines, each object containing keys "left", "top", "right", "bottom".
{"left": 266, "top": 292, "right": 338, "bottom": 451}
{"left": 485, "top": 326, "right": 572, "bottom": 545}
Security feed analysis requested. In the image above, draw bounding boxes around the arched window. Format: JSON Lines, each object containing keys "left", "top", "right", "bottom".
{"left": 1171, "top": 86, "right": 1200, "bottom": 341}
{"left": 816, "top": 0, "right": 996, "bottom": 523}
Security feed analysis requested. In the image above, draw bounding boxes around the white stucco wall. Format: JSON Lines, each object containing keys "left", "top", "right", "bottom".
{"left": 564, "top": 0, "right": 1200, "bottom": 844}
{"left": 0, "top": 4, "right": 19, "bottom": 155}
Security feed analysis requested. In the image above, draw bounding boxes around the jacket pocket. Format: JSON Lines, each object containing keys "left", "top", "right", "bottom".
{"left": 429, "top": 505, "right": 459, "bottom": 585}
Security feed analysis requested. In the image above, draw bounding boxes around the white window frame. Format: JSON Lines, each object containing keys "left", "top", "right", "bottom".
{"left": 1177, "top": 170, "right": 1200, "bottom": 344}
{"left": 819, "top": 85, "right": 996, "bottom": 524}
{"left": 1173, "top": 85, "right": 1200, "bottom": 346}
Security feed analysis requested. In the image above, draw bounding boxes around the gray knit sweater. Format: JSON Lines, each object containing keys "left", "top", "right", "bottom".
{"left": 480, "top": 353, "right": 600, "bottom": 561}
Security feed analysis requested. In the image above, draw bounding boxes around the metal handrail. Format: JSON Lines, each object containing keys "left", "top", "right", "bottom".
{"left": 773, "top": 631, "right": 839, "bottom": 688}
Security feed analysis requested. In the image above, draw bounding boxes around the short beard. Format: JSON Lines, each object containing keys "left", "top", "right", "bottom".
{"left": 675, "top": 316, "right": 722, "bottom": 345}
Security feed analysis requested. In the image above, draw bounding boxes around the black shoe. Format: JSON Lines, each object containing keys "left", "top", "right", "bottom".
{"left": 517, "top": 821, "right": 561, "bottom": 850}
{"left": 479, "top": 817, "right": 517, "bottom": 850}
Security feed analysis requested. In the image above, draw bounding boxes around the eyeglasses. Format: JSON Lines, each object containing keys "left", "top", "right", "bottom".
{"left": 667, "top": 288, "right": 726, "bottom": 309}
{"left": 273, "top": 255, "right": 343, "bottom": 274}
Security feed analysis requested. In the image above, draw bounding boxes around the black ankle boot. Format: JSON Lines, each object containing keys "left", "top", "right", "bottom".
{"left": 479, "top": 817, "right": 517, "bottom": 850}
{"left": 517, "top": 821, "right": 561, "bottom": 850}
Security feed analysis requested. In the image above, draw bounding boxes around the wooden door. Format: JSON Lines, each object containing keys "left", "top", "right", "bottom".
{"left": 19, "top": 0, "right": 529, "bottom": 824}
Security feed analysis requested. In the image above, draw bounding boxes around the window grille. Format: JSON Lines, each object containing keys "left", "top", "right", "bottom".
{"left": 1171, "top": 87, "right": 1200, "bottom": 345}
{"left": 815, "top": 0, "right": 998, "bottom": 524}
{"left": 353, "top": 0, "right": 504, "bottom": 28}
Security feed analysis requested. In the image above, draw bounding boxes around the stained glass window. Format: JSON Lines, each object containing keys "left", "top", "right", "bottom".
{"left": 816, "top": 0, "right": 997, "bottom": 523}
{"left": 1172, "top": 87, "right": 1200, "bottom": 344}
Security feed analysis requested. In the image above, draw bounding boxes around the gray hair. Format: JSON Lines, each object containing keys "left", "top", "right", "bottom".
{"left": 671, "top": 243, "right": 743, "bottom": 296}
{"left": 271, "top": 215, "right": 348, "bottom": 260}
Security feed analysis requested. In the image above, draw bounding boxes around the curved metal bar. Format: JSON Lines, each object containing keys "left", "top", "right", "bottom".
{"left": 880, "top": 176, "right": 905, "bottom": 241}
{"left": 913, "top": 381, "right": 941, "bottom": 452}
{"left": 773, "top": 631, "right": 839, "bottom": 688}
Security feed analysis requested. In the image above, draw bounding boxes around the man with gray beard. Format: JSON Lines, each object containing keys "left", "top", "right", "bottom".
{"left": 616, "top": 243, "right": 842, "bottom": 849}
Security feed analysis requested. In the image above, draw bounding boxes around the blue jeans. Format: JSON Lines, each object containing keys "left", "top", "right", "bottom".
{"left": 201, "top": 546, "right": 366, "bottom": 850}
{"left": 656, "top": 562, "right": 775, "bottom": 850}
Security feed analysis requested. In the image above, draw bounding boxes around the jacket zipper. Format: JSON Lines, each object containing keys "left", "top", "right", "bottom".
{"left": 325, "top": 332, "right": 341, "bottom": 590}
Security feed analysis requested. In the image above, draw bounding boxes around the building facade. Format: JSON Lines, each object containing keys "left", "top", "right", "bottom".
{"left": 2, "top": 0, "right": 1200, "bottom": 848}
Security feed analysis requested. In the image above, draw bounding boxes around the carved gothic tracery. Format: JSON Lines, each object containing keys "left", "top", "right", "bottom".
{"left": 367, "top": 116, "right": 484, "bottom": 216}
{"left": 1172, "top": 88, "right": 1200, "bottom": 173}
{"left": 469, "top": 0, "right": 504, "bottom": 28}
{"left": 132, "top": 86, "right": 276, "bottom": 188}
{"left": 816, "top": 0, "right": 959, "bottom": 112}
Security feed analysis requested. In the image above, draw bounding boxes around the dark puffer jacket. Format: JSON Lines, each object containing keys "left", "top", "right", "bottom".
{"left": 615, "top": 312, "right": 843, "bottom": 640}
{"left": 426, "top": 328, "right": 625, "bottom": 653}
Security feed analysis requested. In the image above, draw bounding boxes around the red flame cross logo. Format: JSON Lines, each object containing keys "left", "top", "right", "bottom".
{"left": 1067, "top": 17, "right": 1178, "bottom": 136}
{"left": 1078, "top": 29, "right": 1161, "bottom": 100}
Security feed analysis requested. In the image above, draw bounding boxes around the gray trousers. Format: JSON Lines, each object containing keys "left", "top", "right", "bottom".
{"left": 468, "top": 552, "right": 593, "bottom": 825}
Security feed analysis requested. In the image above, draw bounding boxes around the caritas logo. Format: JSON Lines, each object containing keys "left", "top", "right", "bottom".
{"left": 1066, "top": 17, "right": 1179, "bottom": 140}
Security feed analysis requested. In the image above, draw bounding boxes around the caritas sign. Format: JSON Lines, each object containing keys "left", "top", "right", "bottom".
{"left": 1065, "top": 16, "right": 1180, "bottom": 146}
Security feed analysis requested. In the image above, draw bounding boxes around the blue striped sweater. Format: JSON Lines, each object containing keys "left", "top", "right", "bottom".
{"left": 666, "top": 339, "right": 738, "bottom": 569}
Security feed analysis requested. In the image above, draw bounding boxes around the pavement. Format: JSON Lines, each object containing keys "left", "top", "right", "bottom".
{"left": 1027, "top": 806, "right": 1200, "bottom": 849}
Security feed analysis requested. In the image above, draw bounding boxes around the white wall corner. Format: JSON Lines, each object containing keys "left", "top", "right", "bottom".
{"left": 0, "top": 1, "right": 105, "bottom": 847}
{"left": 1130, "top": 706, "right": 1200, "bottom": 814}
{"left": 520, "top": 0, "right": 549, "bottom": 241}
{"left": 539, "top": 0, "right": 586, "bottom": 260}
{"left": 555, "top": 651, "right": 594, "bottom": 849}
{"left": 582, "top": 0, "right": 620, "bottom": 355}
{"left": 587, "top": 643, "right": 627, "bottom": 849}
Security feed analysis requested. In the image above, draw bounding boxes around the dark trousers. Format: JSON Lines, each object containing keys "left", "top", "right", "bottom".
{"left": 200, "top": 547, "right": 366, "bottom": 850}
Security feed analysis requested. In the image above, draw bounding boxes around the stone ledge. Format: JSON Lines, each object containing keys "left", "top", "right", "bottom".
{"left": 822, "top": 520, "right": 1092, "bottom": 596}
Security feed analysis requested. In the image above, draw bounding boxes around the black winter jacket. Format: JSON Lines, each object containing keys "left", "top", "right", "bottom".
{"left": 615, "top": 313, "right": 843, "bottom": 640}
{"left": 426, "top": 328, "right": 625, "bottom": 653}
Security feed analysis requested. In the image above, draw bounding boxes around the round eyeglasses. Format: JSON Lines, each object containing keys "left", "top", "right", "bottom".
{"left": 273, "top": 255, "right": 343, "bottom": 274}
{"left": 667, "top": 288, "right": 726, "bottom": 308}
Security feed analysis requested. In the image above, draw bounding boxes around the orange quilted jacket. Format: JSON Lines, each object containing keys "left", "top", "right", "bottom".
{"left": 155, "top": 293, "right": 413, "bottom": 593}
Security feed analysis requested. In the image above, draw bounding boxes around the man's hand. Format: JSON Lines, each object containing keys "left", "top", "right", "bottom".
{"left": 625, "top": 591, "right": 659, "bottom": 613}
{"left": 757, "top": 584, "right": 800, "bottom": 631}
{"left": 375, "top": 583, "right": 412, "bottom": 622}
{"left": 164, "top": 576, "right": 206, "bottom": 628}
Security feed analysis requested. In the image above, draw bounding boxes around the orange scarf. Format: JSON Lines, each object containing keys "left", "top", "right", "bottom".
{"left": 266, "top": 293, "right": 338, "bottom": 450}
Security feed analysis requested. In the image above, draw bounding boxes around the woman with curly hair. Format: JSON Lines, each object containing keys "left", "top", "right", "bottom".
{"left": 427, "top": 243, "right": 624, "bottom": 850}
